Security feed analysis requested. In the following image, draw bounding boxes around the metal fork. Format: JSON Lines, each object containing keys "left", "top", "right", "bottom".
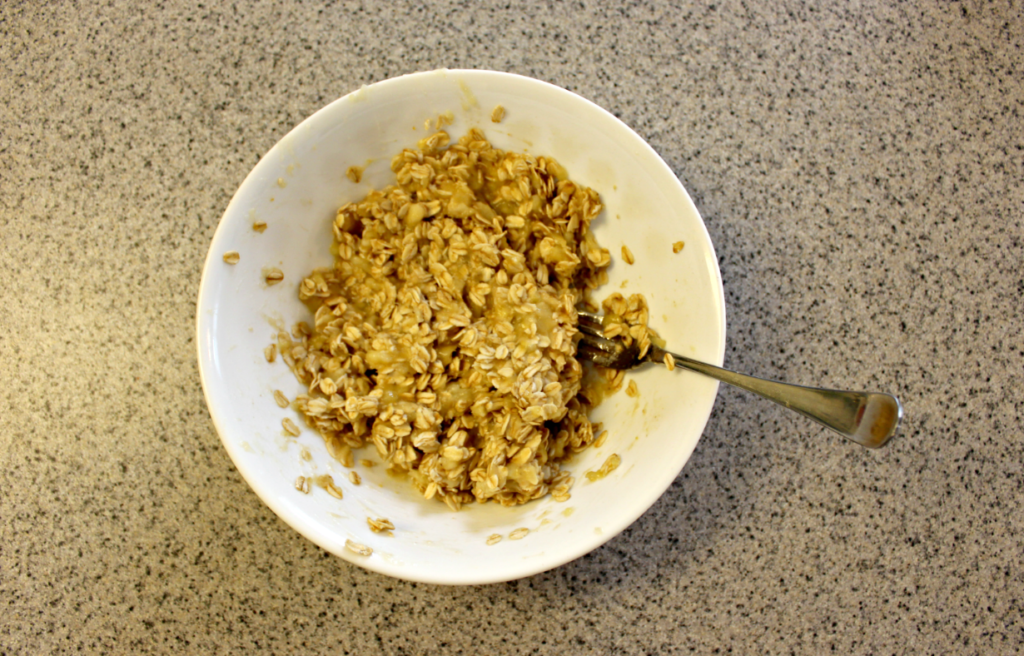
{"left": 575, "top": 311, "right": 903, "bottom": 448}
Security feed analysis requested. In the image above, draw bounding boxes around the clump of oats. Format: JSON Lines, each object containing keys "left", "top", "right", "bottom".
{"left": 277, "top": 128, "right": 638, "bottom": 509}
{"left": 367, "top": 517, "right": 394, "bottom": 533}
{"left": 327, "top": 438, "right": 355, "bottom": 467}
{"left": 223, "top": 251, "right": 240, "bottom": 265}
{"left": 598, "top": 292, "right": 655, "bottom": 360}
{"left": 551, "top": 483, "right": 572, "bottom": 502}
{"left": 585, "top": 453, "right": 621, "bottom": 482}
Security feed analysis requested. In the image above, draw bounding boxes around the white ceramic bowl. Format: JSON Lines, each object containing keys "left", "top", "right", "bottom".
{"left": 196, "top": 69, "right": 725, "bottom": 585}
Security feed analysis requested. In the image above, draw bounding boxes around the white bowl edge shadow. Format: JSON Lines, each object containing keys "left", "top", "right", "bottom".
{"left": 196, "top": 69, "right": 726, "bottom": 585}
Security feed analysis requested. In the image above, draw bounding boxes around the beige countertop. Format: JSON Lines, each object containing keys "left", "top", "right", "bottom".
{"left": 2, "top": 1, "right": 1022, "bottom": 653}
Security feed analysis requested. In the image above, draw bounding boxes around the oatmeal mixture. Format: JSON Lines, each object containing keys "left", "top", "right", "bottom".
{"left": 275, "top": 127, "right": 652, "bottom": 509}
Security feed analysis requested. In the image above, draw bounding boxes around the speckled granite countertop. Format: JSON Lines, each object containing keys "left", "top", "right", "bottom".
{"left": 2, "top": 1, "right": 1022, "bottom": 653}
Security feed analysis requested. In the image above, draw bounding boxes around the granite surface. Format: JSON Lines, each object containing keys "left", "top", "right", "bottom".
{"left": 2, "top": 1, "right": 1022, "bottom": 653}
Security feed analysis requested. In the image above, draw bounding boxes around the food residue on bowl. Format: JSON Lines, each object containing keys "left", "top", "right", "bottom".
{"left": 346, "top": 165, "right": 364, "bottom": 183}
{"left": 584, "top": 453, "right": 621, "bottom": 482}
{"left": 345, "top": 539, "right": 372, "bottom": 556}
{"left": 508, "top": 527, "right": 530, "bottom": 540}
{"left": 314, "top": 474, "right": 344, "bottom": 499}
{"left": 367, "top": 517, "right": 394, "bottom": 534}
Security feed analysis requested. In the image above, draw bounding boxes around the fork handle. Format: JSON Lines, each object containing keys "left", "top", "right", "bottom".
{"left": 649, "top": 347, "right": 903, "bottom": 448}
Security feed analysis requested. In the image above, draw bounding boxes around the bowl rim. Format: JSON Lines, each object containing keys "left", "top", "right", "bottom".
{"left": 196, "top": 68, "right": 726, "bottom": 584}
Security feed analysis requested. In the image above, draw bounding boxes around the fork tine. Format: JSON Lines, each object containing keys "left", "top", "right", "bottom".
{"left": 576, "top": 329, "right": 638, "bottom": 370}
{"left": 576, "top": 337, "right": 620, "bottom": 369}
{"left": 575, "top": 308, "right": 642, "bottom": 369}
{"left": 577, "top": 331, "right": 619, "bottom": 354}
{"left": 577, "top": 310, "right": 604, "bottom": 334}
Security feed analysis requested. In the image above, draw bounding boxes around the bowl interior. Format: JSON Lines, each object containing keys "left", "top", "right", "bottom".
{"left": 197, "top": 69, "right": 725, "bottom": 584}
